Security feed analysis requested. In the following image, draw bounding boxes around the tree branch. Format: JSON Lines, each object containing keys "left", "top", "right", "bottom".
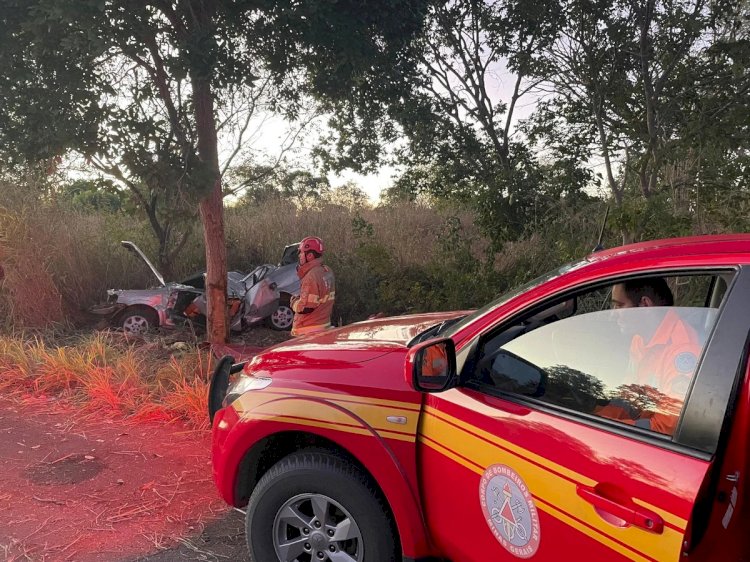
{"left": 150, "top": 0, "right": 188, "bottom": 40}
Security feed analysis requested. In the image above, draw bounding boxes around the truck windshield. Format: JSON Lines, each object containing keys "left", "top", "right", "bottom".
{"left": 439, "top": 259, "right": 589, "bottom": 338}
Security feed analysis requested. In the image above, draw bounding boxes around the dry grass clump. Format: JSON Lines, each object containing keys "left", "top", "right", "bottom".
{"left": 0, "top": 331, "right": 214, "bottom": 429}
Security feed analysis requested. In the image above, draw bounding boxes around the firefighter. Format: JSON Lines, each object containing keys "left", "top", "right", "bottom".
{"left": 290, "top": 236, "right": 336, "bottom": 337}
{"left": 600, "top": 278, "right": 702, "bottom": 435}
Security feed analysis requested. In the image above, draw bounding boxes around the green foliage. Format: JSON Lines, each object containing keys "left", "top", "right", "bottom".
{"left": 351, "top": 213, "right": 375, "bottom": 239}
{"left": 326, "top": 214, "right": 388, "bottom": 322}
{"left": 231, "top": 165, "right": 331, "bottom": 205}
{"left": 253, "top": 0, "right": 432, "bottom": 173}
{"left": 421, "top": 216, "right": 497, "bottom": 310}
{"left": 525, "top": 0, "right": 750, "bottom": 232}
{"left": 0, "top": 0, "right": 107, "bottom": 163}
{"left": 332, "top": 214, "right": 503, "bottom": 322}
{"left": 612, "top": 193, "right": 693, "bottom": 241}
{"left": 58, "top": 179, "right": 128, "bottom": 213}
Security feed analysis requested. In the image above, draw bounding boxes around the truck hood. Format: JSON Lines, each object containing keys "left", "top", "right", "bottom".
{"left": 288, "top": 310, "right": 466, "bottom": 347}
{"left": 247, "top": 311, "right": 468, "bottom": 375}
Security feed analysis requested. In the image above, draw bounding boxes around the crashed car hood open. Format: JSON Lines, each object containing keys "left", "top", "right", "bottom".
{"left": 121, "top": 240, "right": 165, "bottom": 287}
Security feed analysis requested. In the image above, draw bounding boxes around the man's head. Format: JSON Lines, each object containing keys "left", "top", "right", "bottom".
{"left": 611, "top": 278, "right": 674, "bottom": 309}
{"left": 298, "top": 236, "right": 324, "bottom": 265}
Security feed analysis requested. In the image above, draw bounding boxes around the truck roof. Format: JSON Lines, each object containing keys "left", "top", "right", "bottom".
{"left": 587, "top": 234, "right": 750, "bottom": 265}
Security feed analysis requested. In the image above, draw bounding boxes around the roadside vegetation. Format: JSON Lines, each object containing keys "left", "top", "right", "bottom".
{"left": 0, "top": 177, "right": 609, "bottom": 329}
{"left": 0, "top": 330, "right": 213, "bottom": 428}
{"left": 0, "top": 173, "right": 744, "bottom": 428}
{"left": 0, "top": 176, "right": 605, "bottom": 425}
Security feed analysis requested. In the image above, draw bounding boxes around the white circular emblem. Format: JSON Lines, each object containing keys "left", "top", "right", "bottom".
{"left": 479, "top": 464, "right": 541, "bottom": 558}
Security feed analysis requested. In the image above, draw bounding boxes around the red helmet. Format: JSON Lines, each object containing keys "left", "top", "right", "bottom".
{"left": 299, "top": 236, "right": 324, "bottom": 256}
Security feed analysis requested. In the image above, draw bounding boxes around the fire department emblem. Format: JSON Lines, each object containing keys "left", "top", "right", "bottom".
{"left": 479, "top": 464, "right": 541, "bottom": 558}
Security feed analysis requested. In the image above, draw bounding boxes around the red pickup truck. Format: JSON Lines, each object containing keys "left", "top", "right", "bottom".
{"left": 209, "top": 234, "right": 750, "bottom": 562}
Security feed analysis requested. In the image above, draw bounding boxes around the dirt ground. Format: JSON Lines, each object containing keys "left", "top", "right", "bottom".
{"left": 0, "top": 325, "right": 293, "bottom": 561}
{"left": 129, "top": 511, "right": 246, "bottom": 562}
{"left": 0, "top": 396, "right": 248, "bottom": 562}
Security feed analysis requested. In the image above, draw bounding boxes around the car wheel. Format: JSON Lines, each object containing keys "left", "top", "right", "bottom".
{"left": 246, "top": 452, "right": 399, "bottom": 562}
{"left": 119, "top": 307, "right": 158, "bottom": 335}
{"left": 268, "top": 303, "right": 294, "bottom": 331}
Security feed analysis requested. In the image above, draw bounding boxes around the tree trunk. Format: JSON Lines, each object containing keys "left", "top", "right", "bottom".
{"left": 157, "top": 243, "right": 175, "bottom": 282}
{"left": 193, "top": 76, "right": 228, "bottom": 344}
{"left": 198, "top": 177, "right": 228, "bottom": 344}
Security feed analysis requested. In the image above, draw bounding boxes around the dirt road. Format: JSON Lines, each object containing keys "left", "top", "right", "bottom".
{"left": 0, "top": 397, "right": 248, "bottom": 561}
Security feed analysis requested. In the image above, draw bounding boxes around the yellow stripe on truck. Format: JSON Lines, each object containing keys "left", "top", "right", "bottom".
{"left": 263, "top": 387, "right": 422, "bottom": 412}
{"left": 420, "top": 408, "right": 683, "bottom": 562}
{"left": 233, "top": 392, "right": 417, "bottom": 442}
{"left": 423, "top": 406, "right": 687, "bottom": 530}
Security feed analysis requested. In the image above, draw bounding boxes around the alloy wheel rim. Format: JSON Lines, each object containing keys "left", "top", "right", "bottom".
{"left": 272, "top": 306, "right": 294, "bottom": 329}
{"left": 123, "top": 315, "right": 149, "bottom": 334}
{"left": 272, "top": 492, "right": 363, "bottom": 562}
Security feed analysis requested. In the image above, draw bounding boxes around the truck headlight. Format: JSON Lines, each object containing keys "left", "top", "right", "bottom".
{"left": 223, "top": 375, "right": 272, "bottom": 407}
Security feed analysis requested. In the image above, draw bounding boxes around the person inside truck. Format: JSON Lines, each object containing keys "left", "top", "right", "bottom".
{"left": 599, "top": 277, "right": 703, "bottom": 434}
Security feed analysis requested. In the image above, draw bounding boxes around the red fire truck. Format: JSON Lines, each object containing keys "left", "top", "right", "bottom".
{"left": 209, "top": 234, "right": 750, "bottom": 562}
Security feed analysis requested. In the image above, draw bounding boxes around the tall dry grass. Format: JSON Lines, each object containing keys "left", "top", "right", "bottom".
{"left": 0, "top": 208, "right": 67, "bottom": 327}
{"left": 0, "top": 332, "right": 214, "bottom": 429}
{"left": 225, "top": 199, "right": 478, "bottom": 269}
{"left": 0, "top": 177, "right": 564, "bottom": 331}
{"left": 2, "top": 189, "right": 480, "bottom": 328}
{"left": 0, "top": 189, "right": 541, "bottom": 330}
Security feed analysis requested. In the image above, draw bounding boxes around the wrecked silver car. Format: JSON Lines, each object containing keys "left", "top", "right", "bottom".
{"left": 90, "top": 241, "right": 300, "bottom": 334}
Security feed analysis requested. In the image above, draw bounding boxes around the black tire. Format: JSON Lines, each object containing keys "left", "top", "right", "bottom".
{"left": 118, "top": 306, "right": 159, "bottom": 335}
{"left": 246, "top": 451, "right": 400, "bottom": 562}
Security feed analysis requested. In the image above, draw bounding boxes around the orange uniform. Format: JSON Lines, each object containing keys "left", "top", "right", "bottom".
{"left": 599, "top": 309, "right": 702, "bottom": 435}
{"left": 291, "top": 258, "right": 335, "bottom": 336}
{"left": 629, "top": 310, "right": 700, "bottom": 396}
{"left": 422, "top": 344, "right": 449, "bottom": 377}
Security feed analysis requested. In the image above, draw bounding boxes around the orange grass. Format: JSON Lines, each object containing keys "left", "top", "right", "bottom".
{"left": 0, "top": 332, "right": 214, "bottom": 429}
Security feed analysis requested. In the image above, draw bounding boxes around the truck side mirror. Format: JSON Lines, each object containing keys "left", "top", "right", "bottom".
{"left": 406, "top": 338, "right": 457, "bottom": 393}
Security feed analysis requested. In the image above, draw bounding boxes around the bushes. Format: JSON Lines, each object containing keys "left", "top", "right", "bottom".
{"left": 0, "top": 188, "right": 607, "bottom": 331}
{"left": 204, "top": 199, "right": 494, "bottom": 323}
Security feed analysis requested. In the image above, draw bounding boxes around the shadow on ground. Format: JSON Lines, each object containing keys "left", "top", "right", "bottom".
{"left": 131, "top": 510, "right": 248, "bottom": 562}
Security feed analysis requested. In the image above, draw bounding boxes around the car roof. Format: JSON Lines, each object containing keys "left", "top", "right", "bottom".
{"left": 586, "top": 234, "right": 750, "bottom": 265}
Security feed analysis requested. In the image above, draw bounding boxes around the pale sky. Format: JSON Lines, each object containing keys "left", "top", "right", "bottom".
{"left": 220, "top": 55, "right": 543, "bottom": 204}
{"left": 216, "top": 110, "right": 401, "bottom": 203}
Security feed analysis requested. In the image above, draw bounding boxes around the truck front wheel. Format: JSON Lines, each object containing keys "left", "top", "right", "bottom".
{"left": 246, "top": 451, "right": 399, "bottom": 562}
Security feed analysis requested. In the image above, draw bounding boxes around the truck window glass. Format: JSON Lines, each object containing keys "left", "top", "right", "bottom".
{"left": 468, "top": 274, "right": 726, "bottom": 437}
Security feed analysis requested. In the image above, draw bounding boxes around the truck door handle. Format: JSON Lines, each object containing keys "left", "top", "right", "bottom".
{"left": 576, "top": 486, "right": 664, "bottom": 534}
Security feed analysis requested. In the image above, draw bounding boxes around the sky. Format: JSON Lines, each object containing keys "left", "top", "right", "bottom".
{"left": 331, "top": 167, "right": 400, "bottom": 201}
{"left": 218, "top": 109, "right": 404, "bottom": 203}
